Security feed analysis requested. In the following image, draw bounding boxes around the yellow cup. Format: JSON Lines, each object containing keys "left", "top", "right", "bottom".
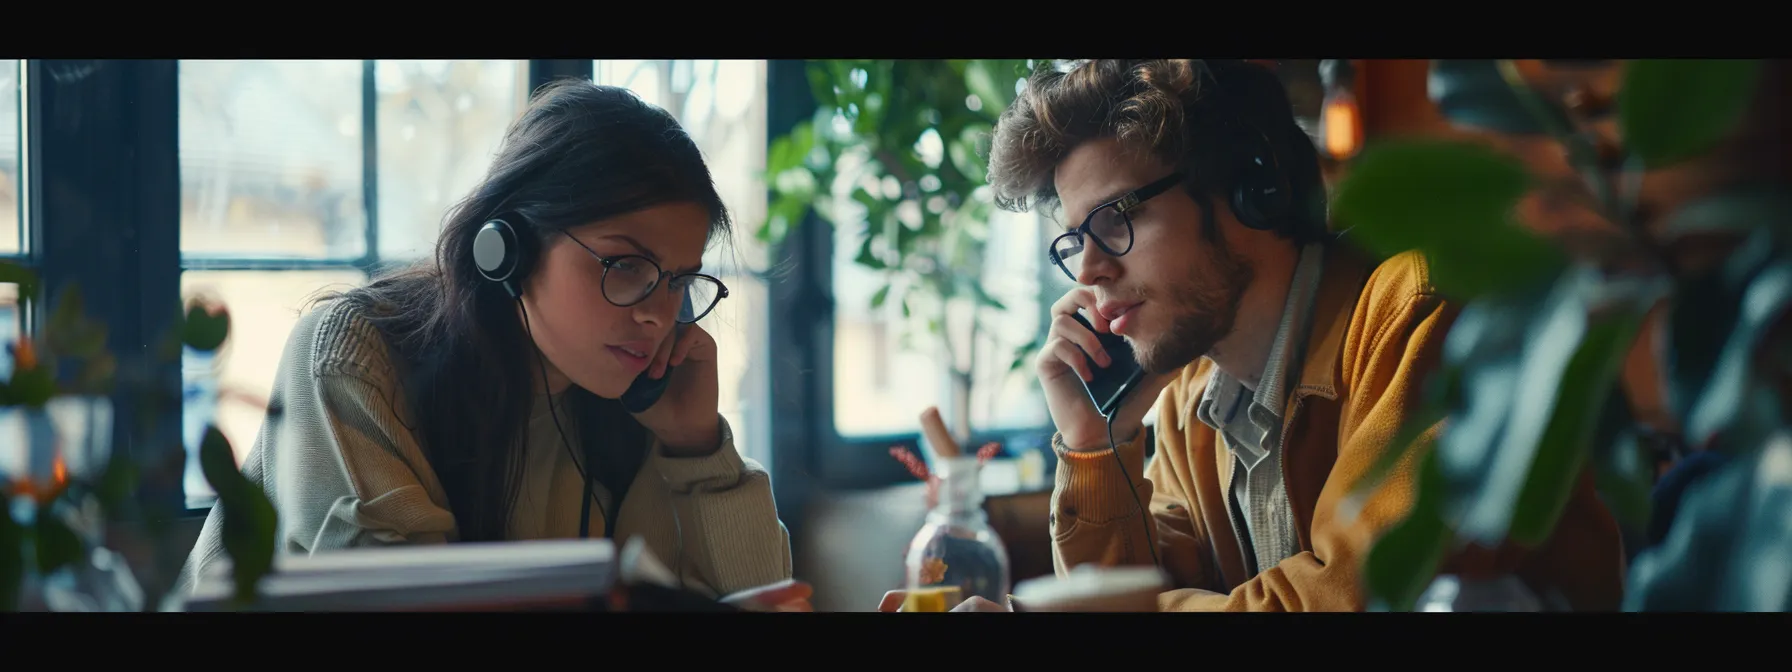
{"left": 901, "top": 586, "right": 963, "bottom": 612}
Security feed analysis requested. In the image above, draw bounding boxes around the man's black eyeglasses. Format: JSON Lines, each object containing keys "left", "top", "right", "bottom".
{"left": 1047, "top": 172, "right": 1185, "bottom": 282}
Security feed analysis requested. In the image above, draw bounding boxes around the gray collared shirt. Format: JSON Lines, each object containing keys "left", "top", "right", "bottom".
{"left": 1192, "top": 243, "right": 1325, "bottom": 576}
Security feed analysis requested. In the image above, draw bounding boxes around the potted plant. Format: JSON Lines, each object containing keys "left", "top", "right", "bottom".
{"left": 0, "top": 260, "right": 276, "bottom": 611}
{"left": 761, "top": 59, "right": 1045, "bottom": 447}
{"left": 1333, "top": 59, "right": 1789, "bottom": 610}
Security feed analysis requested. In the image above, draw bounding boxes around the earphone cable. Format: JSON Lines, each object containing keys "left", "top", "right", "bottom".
{"left": 1105, "top": 410, "right": 1163, "bottom": 569}
{"left": 517, "top": 298, "right": 606, "bottom": 533}
{"left": 515, "top": 296, "right": 687, "bottom": 590}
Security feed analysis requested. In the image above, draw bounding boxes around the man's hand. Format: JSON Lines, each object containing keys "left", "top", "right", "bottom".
{"left": 1038, "top": 287, "right": 1176, "bottom": 451}
{"left": 721, "top": 579, "right": 814, "bottom": 612}
{"left": 877, "top": 590, "right": 1012, "bottom": 612}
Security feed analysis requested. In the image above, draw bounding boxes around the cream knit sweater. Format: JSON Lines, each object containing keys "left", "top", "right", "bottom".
{"left": 175, "top": 298, "right": 792, "bottom": 601}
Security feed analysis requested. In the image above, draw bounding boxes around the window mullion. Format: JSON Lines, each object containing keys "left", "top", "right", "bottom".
{"left": 359, "top": 59, "right": 379, "bottom": 274}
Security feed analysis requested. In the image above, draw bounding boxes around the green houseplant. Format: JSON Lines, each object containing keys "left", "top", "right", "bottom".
{"left": 760, "top": 59, "right": 1043, "bottom": 443}
{"left": 0, "top": 260, "right": 277, "bottom": 611}
{"left": 1333, "top": 59, "right": 1789, "bottom": 610}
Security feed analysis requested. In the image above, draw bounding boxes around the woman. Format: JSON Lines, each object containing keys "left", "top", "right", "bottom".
{"left": 177, "top": 80, "right": 805, "bottom": 610}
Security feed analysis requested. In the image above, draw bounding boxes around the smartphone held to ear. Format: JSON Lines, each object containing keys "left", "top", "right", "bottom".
{"left": 620, "top": 293, "right": 697, "bottom": 414}
{"left": 1068, "top": 311, "right": 1145, "bottom": 419}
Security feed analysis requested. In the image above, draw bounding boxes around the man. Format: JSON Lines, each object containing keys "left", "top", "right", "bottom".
{"left": 956, "top": 59, "right": 1624, "bottom": 611}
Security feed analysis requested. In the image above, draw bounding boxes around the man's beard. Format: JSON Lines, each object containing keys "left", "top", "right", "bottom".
{"left": 1132, "top": 244, "right": 1254, "bottom": 375}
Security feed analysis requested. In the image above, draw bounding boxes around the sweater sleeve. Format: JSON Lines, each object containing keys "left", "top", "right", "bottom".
{"left": 1049, "top": 373, "right": 1220, "bottom": 595}
{"left": 647, "top": 417, "right": 794, "bottom": 597}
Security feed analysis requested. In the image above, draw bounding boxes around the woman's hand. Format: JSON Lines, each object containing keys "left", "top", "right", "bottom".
{"left": 629, "top": 322, "right": 723, "bottom": 456}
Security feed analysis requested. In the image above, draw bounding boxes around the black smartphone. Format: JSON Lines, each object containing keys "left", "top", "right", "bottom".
{"left": 620, "top": 293, "right": 696, "bottom": 413}
{"left": 1068, "top": 311, "right": 1146, "bottom": 418}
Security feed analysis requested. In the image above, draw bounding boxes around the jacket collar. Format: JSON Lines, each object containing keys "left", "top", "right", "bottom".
{"left": 1290, "top": 241, "right": 1375, "bottom": 404}
{"left": 1177, "top": 240, "right": 1374, "bottom": 427}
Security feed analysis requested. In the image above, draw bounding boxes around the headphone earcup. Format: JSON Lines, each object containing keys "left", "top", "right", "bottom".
{"left": 1233, "top": 148, "right": 1293, "bottom": 233}
{"left": 473, "top": 218, "right": 529, "bottom": 297}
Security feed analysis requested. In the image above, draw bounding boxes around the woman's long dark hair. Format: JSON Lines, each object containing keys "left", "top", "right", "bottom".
{"left": 317, "top": 80, "right": 732, "bottom": 542}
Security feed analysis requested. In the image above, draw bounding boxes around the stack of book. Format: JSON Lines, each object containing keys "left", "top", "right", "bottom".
{"left": 184, "top": 537, "right": 653, "bottom": 612}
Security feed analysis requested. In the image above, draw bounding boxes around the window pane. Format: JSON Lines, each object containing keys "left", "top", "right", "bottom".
{"left": 179, "top": 269, "right": 366, "bottom": 507}
{"left": 375, "top": 60, "right": 527, "bottom": 260}
{"left": 968, "top": 210, "right": 1053, "bottom": 430}
{"left": 595, "top": 60, "right": 771, "bottom": 463}
{"left": 1, "top": 59, "right": 19, "bottom": 255}
{"left": 828, "top": 211, "right": 1056, "bottom": 436}
{"left": 827, "top": 153, "right": 1053, "bottom": 437}
{"left": 178, "top": 60, "right": 367, "bottom": 260}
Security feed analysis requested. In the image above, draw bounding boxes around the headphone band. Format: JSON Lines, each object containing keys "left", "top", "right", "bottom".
{"left": 1189, "top": 60, "right": 1315, "bottom": 238}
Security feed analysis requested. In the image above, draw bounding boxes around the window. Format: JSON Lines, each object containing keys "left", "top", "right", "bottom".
{"left": 592, "top": 60, "right": 771, "bottom": 464}
{"left": 812, "top": 63, "right": 1056, "bottom": 442}
{"left": 831, "top": 204, "right": 1056, "bottom": 437}
{"left": 1, "top": 59, "right": 20, "bottom": 379}
{"left": 177, "top": 59, "right": 525, "bottom": 508}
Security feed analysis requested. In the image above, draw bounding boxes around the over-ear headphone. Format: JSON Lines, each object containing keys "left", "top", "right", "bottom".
{"left": 1229, "top": 128, "right": 1295, "bottom": 233}
{"left": 1195, "top": 59, "right": 1299, "bottom": 236}
{"left": 473, "top": 215, "right": 537, "bottom": 299}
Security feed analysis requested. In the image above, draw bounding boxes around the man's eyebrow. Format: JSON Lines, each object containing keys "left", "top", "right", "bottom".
{"left": 1063, "top": 187, "right": 1134, "bottom": 231}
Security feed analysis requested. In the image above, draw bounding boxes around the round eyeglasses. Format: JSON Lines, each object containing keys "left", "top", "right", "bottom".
{"left": 562, "top": 231, "right": 728, "bottom": 323}
{"left": 1047, "top": 172, "right": 1185, "bottom": 283}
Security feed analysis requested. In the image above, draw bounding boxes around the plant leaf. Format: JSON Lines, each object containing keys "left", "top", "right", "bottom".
{"left": 1332, "top": 139, "right": 1564, "bottom": 299}
{"left": 1591, "top": 390, "right": 1655, "bottom": 533}
{"left": 1444, "top": 268, "right": 1592, "bottom": 544}
{"left": 1660, "top": 185, "right": 1792, "bottom": 240}
{"left": 1507, "top": 292, "right": 1650, "bottom": 545}
{"left": 7, "top": 365, "right": 56, "bottom": 407}
{"left": 94, "top": 452, "right": 139, "bottom": 516}
{"left": 1684, "top": 260, "right": 1792, "bottom": 446}
{"left": 32, "top": 506, "right": 83, "bottom": 575}
{"left": 1625, "top": 431, "right": 1792, "bottom": 611}
{"left": 198, "top": 425, "right": 276, "bottom": 607}
{"left": 1667, "top": 228, "right": 1773, "bottom": 428}
{"left": 0, "top": 505, "right": 24, "bottom": 611}
{"left": 1619, "top": 59, "right": 1764, "bottom": 168}
{"left": 45, "top": 285, "right": 85, "bottom": 340}
{"left": 183, "top": 302, "right": 231, "bottom": 353}
{"left": 1008, "top": 336, "right": 1041, "bottom": 373}
{"left": 0, "top": 260, "right": 39, "bottom": 303}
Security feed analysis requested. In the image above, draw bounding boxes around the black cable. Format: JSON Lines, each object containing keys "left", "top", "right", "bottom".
{"left": 517, "top": 298, "right": 606, "bottom": 537}
{"left": 516, "top": 297, "right": 688, "bottom": 591}
{"left": 1105, "top": 411, "right": 1162, "bottom": 570}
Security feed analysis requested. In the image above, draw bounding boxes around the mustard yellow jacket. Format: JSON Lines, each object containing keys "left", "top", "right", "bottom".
{"left": 1049, "top": 247, "right": 1626, "bottom": 611}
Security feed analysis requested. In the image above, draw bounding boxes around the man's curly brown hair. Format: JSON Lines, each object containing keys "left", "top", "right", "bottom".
{"left": 986, "top": 59, "right": 1328, "bottom": 244}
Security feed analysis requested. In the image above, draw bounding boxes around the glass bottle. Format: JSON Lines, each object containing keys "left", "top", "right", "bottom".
{"left": 902, "top": 456, "right": 1010, "bottom": 612}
